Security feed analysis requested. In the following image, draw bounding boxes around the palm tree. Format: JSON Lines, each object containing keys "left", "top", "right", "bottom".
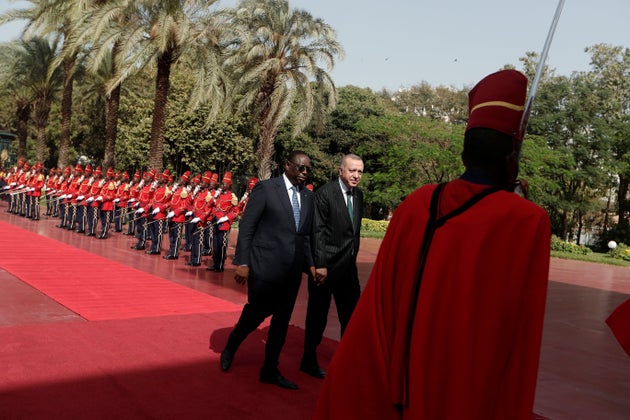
{"left": 9, "top": 37, "right": 62, "bottom": 163}
{"left": 0, "top": 46, "right": 31, "bottom": 159}
{"left": 0, "top": 0, "right": 86, "bottom": 168}
{"left": 84, "top": 0, "right": 219, "bottom": 171}
{"left": 221, "top": 0, "right": 344, "bottom": 179}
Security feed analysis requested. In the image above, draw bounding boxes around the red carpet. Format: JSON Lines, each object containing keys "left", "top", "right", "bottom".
{"left": 0, "top": 220, "right": 240, "bottom": 320}
{"left": 0, "top": 313, "right": 337, "bottom": 419}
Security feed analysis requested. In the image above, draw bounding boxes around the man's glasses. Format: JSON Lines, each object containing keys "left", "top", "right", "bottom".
{"left": 289, "top": 161, "right": 310, "bottom": 173}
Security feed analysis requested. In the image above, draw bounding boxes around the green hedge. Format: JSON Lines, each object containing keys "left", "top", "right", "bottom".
{"left": 361, "top": 218, "right": 390, "bottom": 234}
{"left": 550, "top": 235, "right": 592, "bottom": 255}
{"left": 608, "top": 242, "right": 630, "bottom": 261}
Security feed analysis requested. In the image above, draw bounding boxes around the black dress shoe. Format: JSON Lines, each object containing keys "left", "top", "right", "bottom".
{"left": 131, "top": 245, "right": 145, "bottom": 250}
{"left": 206, "top": 266, "right": 223, "bottom": 272}
{"left": 97, "top": 234, "right": 108, "bottom": 239}
{"left": 76, "top": 229, "right": 85, "bottom": 233}
{"left": 220, "top": 348, "right": 234, "bottom": 371}
{"left": 162, "top": 255, "right": 178, "bottom": 260}
{"left": 86, "top": 233, "right": 95, "bottom": 237}
{"left": 260, "top": 371, "right": 298, "bottom": 390}
{"left": 145, "top": 250, "right": 160, "bottom": 255}
{"left": 299, "top": 363, "right": 326, "bottom": 379}
{"left": 185, "top": 262, "right": 201, "bottom": 266}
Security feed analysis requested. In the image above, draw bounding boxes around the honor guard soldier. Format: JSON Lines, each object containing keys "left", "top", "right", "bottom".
{"left": 187, "top": 171, "right": 213, "bottom": 266}
{"left": 86, "top": 166, "right": 104, "bottom": 236}
{"left": 27, "top": 163, "right": 45, "bottom": 220}
{"left": 51, "top": 167, "right": 64, "bottom": 217}
{"left": 207, "top": 172, "right": 239, "bottom": 272}
{"left": 131, "top": 169, "right": 157, "bottom": 250}
{"left": 204, "top": 173, "right": 221, "bottom": 256}
{"left": 44, "top": 167, "right": 57, "bottom": 216}
{"left": 145, "top": 169, "right": 172, "bottom": 254}
{"left": 183, "top": 173, "right": 202, "bottom": 251}
{"left": 113, "top": 171, "right": 131, "bottom": 232}
{"left": 163, "top": 171, "right": 192, "bottom": 260}
{"left": 237, "top": 177, "right": 259, "bottom": 215}
{"left": 97, "top": 167, "right": 117, "bottom": 239}
{"left": 16, "top": 161, "right": 30, "bottom": 216}
{"left": 64, "top": 164, "right": 83, "bottom": 230}
{"left": 56, "top": 166, "right": 73, "bottom": 226}
{"left": 75, "top": 164, "right": 94, "bottom": 233}
{"left": 125, "top": 171, "right": 142, "bottom": 235}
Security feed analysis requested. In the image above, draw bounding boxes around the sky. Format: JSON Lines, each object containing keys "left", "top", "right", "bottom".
{"left": 0, "top": 0, "right": 628, "bottom": 91}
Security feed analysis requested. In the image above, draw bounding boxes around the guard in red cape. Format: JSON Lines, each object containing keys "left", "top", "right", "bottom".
{"left": 97, "top": 167, "right": 117, "bottom": 239}
{"left": 163, "top": 170, "right": 192, "bottom": 260}
{"left": 86, "top": 166, "right": 104, "bottom": 236}
{"left": 207, "top": 171, "right": 239, "bottom": 272}
{"left": 314, "top": 69, "right": 551, "bottom": 420}
{"left": 186, "top": 171, "right": 213, "bottom": 266}
{"left": 113, "top": 171, "right": 131, "bottom": 232}
{"left": 75, "top": 164, "right": 94, "bottom": 233}
{"left": 125, "top": 170, "right": 142, "bottom": 236}
{"left": 131, "top": 170, "right": 157, "bottom": 250}
{"left": 607, "top": 298, "right": 630, "bottom": 357}
{"left": 145, "top": 169, "right": 173, "bottom": 254}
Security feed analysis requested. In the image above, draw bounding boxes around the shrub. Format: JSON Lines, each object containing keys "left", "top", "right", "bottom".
{"left": 361, "top": 218, "right": 389, "bottom": 234}
{"left": 550, "top": 235, "right": 592, "bottom": 255}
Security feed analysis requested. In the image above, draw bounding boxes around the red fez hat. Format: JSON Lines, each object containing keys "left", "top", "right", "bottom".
{"left": 85, "top": 164, "right": 93, "bottom": 174}
{"left": 247, "top": 177, "right": 259, "bottom": 189}
{"left": 122, "top": 171, "right": 130, "bottom": 180}
{"left": 148, "top": 169, "right": 156, "bottom": 179}
{"left": 49, "top": 167, "right": 56, "bottom": 174}
{"left": 64, "top": 166, "right": 72, "bottom": 174}
{"left": 74, "top": 164, "right": 83, "bottom": 172}
{"left": 133, "top": 170, "right": 141, "bottom": 179}
{"left": 202, "top": 171, "right": 212, "bottom": 183}
{"left": 210, "top": 173, "right": 219, "bottom": 184}
{"left": 181, "top": 170, "right": 191, "bottom": 181}
{"left": 466, "top": 69, "right": 528, "bottom": 141}
{"left": 106, "top": 167, "right": 115, "bottom": 177}
{"left": 18, "top": 158, "right": 24, "bottom": 165}
{"left": 192, "top": 174, "right": 201, "bottom": 184}
{"left": 222, "top": 171, "right": 232, "bottom": 185}
{"left": 94, "top": 166, "right": 102, "bottom": 175}
{"left": 161, "top": 168, "right": 170, "bottom": 179}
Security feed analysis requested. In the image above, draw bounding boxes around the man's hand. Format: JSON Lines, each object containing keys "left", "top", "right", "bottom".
{"left": 314, "top": 267, "right": 327, "bottom": 285}
{"left": 235, "top": 265, "right": 249, "bottom": 285}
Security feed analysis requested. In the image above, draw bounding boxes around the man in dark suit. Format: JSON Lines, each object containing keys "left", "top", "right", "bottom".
{"left": 219, "top": 150, "right": 316, "bottom": 390}
{"left": 301, "top": 153, "right": 364, "bottom": 379}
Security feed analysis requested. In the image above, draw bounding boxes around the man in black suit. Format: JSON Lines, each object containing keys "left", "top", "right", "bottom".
{"left": 300, "top": 153, "right": 364, "bottom": 379}
{"left": 219, "top": 150, "right": 316, "bottom": 390}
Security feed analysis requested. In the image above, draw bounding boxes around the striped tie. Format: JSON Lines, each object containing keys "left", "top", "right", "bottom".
{"left": 291, "top": 186, "right": 300, "bottom": 230}
{"left": 347, "top": 190, "right": 354, "bottom": 224}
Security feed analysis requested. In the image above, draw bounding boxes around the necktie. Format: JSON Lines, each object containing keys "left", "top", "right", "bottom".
{"left": 347, "top": 190, "right": 354, "bottom": 224}
{"left": 291, "top": 186, "right": 300, "bottom": 230}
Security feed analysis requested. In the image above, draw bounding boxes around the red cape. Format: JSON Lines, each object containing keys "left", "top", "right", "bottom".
{"left": 607, "top": 298, "right": 630, "bottom": 357}
{"left": 314, "top": 180, "right": 551, "bottom": 419}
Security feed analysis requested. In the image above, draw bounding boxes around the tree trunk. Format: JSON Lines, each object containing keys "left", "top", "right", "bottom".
{"left": 257, "top": 121, "right": 278, "bottom": 180}
{"left": 617, "top": 174, "right": 629, "bottom": 225}
{"left": 15, "top": 98, "right": 30, "bottom": 160}
{"left": 57, "top": 55, "right": 75, "bottom": 168}
{"left": 103, "top": 83, "right": 121, "bottom": 169}
{"left": 33, "top": 98, "right": 51, "bottom": 163}
{"left": 148, "top": 49, "right": 173, "bottom": 171}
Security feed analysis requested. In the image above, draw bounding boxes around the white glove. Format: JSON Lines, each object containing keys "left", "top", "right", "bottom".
{"left": 29, "top": 187, "right": 35, "bottom": 192}
{"left": 217, "top": 216, "right": 229, "bottom": 224}
{"left": 2, "top": 185, "right": 10, "bottom": 189}
{"left": 42, "top": 186, "right": 47, "bottom": 192}
{"left": 134, "top": 202, "right": 140, "bottom": 208}
{"left": 185, "top": 211, "right": 193, "bottom": 216}
{"left": 59, "top": 194, "right": 67, "bottom": 199}
{"left": 128, "top": 198, "right": 136, "bottom": 203}
{"left": 87, "top": 197, "right": 94, "bottom": 203}
{"left": 167, "top": 211, "right": 175, "bottom": 218}
{"left": 113, "top": 198, "right": 120, "bottom": 203}
{"left": 191, "top": 217, "right": 200, "bottom": 223}
{"left": 66, "top": 194, "right": 72, "bottom": 199}
{"left": 77, "top": 195, "right": 84, "bottom": 201}
{"left": 10, "top": 182, "right": 16, "bottom": 187}
{"left": 136, "top": 207, "right": 144, "bottom": 214}
{"left": 96, "top": 196, "right": 103, "bottom": 201}
{"left": 152, "top": 207, "right": 160, "bottom": 215}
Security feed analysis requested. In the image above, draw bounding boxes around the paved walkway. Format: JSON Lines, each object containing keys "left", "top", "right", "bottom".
{"left": 1, "top": 203, "right": 629, "bottom": 419}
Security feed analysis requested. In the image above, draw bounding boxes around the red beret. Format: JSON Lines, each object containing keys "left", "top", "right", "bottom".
{"left": 466, "top": 69, "right": 528, "bottom": 141}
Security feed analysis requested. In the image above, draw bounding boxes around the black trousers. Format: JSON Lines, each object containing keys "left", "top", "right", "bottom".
{"left": 303, "top": 263, "right": 361, "bottom": 363}
{"left": 226, "top": 267, "right": 302, "bottom": 372}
